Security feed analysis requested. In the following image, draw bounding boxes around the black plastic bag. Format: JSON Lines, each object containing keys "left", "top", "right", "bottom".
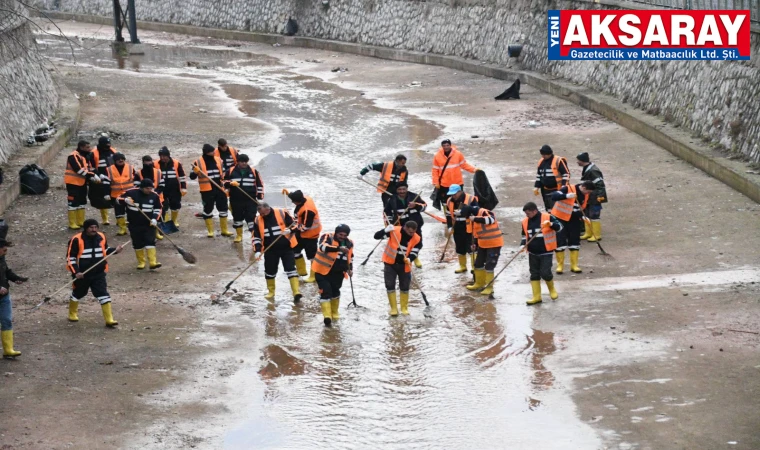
{"left": 473, "top": 170, "right": 499, "bottom": 210}
{"left": 495, "top": 79, "right": 520, "bottom": 100}
{"left": 19, "top": 164, "right": 50, "bottom": 195}
{"left": 284, "top": 18, "right": 298, "bottom": 36}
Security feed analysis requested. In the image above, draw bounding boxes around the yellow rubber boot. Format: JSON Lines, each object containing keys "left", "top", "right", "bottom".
{"left": 1, "top": 330, "right": 21, "bottom": 358}
{"left": 164, "top": 211, "right": 171, "bottom": 223}
{"left": 100, "top": 208, "right": 110, "bottom": 225}
{"left": 156, "top": 227, "right": 163, "bottom": 240}
{"left": 289, "top": 277, "right": 302, "bottom": 303}
{"left": 320, "top": 301, "right": 333, "bottom": 327}
{"left": 76, "top": 209, "right": 86, "bottom": 228}
{"left": 414, "top": 257, "right": 422, "bottom": 268}
{"left": 147, "top": 247, "right": 162, "bottom": 270}
{"left": 330, "top": 298, "right": 340, "bottom": 320}
{"left": 295, "top": 257, "right": 308, "bottom": 277}
{"left": 455, "top": 254, "right": 468, "bottom": 273}
{"left": 264, "top": 278, "right": 276, "bottom": 300}
{"left": 580, "top": 220, "right": 592, "bottom": 240}
{"left": 170, "top": 210, "right": 180, "bottom": 227}
{"left": 387, "top": 291, "right": 398, "bottom": 316}
{"left": 555, "top": 251, "right": 565, "bottom": 274}
{"left": 116, "top": 217, "right": 127, "bottom": 236}
{"left": 399, "top": 292, "right": 409, "bottom": 315}
{"left": 466, "top": 269, "right": 486, "bottom": 291}
{"left": 220, "top": 217, "right": 233, "bottom": 237}
{"left": 546, "top": 280, "right": 559, "bottom": 300}
{"left": 101, "top": 302, "right": 118, "bottom": 327}
{"left": 570, "top": 250, "right": 582, "bottom": 273}
{"left": 304, "top": 267, "right": 316, "bottom": 283}
{"left": 68, "top": 211, "right": 79, "bottom": 230}
{"left": 135, "top": 249, "right": 146, "bottom": 270}
{"left": 587, "top": 221, "right": 602, "bottom": 242}
{"left": 527, "top": 280, "right": 542, "bottom": 305}
{"left": 68, "top": 300, "right": 79, "bottom": 322}
{"left": 480, "top": 272, "right": 495, "bottom": 296}
{"left": 204, "top": 218, "right": 215, "bottom": 238}
{"left": 234, "top": 227, "right": 243, "bottom": 243}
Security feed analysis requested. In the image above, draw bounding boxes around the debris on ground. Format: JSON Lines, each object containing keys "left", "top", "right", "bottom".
{"left": 331, "top": 67, "right": 349, "bottom": 73}
{"left": 409, "top": 81, "right": 422, "bottom": 87}
{"left": 88, "top": 91, "right": 97, "bottom": 97}
{"left": 495, "top": 79, "right": 520, "bottom": 100}
{"left": 527, "top": 120, "right": 542, "bottom": 128}
{"left": 186, "top": 61, "right": 209, "bottom": 69}
{"left": 305, "top": 59, "right": 323, "bottom": 63}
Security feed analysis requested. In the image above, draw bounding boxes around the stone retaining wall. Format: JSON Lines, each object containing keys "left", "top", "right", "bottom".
{"left": 33, "top": 0, "right": 760, "bottom": 163}
{"left": 0, "top": 0, "right": 59, "bottom": 164}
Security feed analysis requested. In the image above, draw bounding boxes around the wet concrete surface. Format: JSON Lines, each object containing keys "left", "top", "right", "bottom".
{"left": 5, "top": 20, "right": 758, "bottom": 450}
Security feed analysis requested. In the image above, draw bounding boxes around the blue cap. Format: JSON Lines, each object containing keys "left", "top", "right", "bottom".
{"left": 447, "top": 185, "right": 462, "bottom": 195}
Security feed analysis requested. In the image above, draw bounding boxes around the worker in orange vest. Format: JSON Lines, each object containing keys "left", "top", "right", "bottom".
{"left": 190, "top": 144, "right": 232, "bottom": 238}
{"left": 446, "top": 185, "right": 479, "bottom": 274}
{"left": 89, "top": 136, "right": 117, "bottom": 226}
{"left": 215, "top": 138, "right": 240, "bottom": 173}
{"left": 287, "top": 190, "right": 322, "bottom": 282}
{"left": 252, "top": 203, "right": 301, "bottom": 303}
{"left": 533, "top": 145, "right": 570, "bottom": 211}
{"left": 134, "top": 155, "right": 166, "bottom": 241}
{"left": 551, "top": 180, "right": 595, "bottom": 274}
{"left": 373, "top": 221, "right": 422, "bottom": 316}
{"left": 463, "top": 205, "right": 504, "bottom": 296}
{"left": 313, "top": 224, "right": 353, "bottom": 327}
{"left": 358, "top": 154, "right": 408, "bottom": 206}
{"left": 66, "top": 219, "right": 125, "bottom": 327}
{"left": 64, "top": 140, "right": 101, "bottom": 229}
{"left": 103, "top": 153, "right": 136, "bottom": 236}
{"left": 521, "top": 202, "right": 562, "bottom": 305}
{"left": 155, "top": 146, "right": 188, "bottom": 229}
{"left": 224, "top": 154, "right": 264, "bottom": 243}
{"left": 431, "top": 139, "right": 478, "bottom": 209}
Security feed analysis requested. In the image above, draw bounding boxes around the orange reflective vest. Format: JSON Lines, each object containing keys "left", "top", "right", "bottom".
{"left": 447, "top": 193, "right": 479, "bottom": 233}
{"left": 107, "top": 163, "right": 134, "bottom": 198}
{"left": 214, "top": 146, "right": 238, "bottom": 169}
{"left": 64, "top": 151, "right": 92, "bottom": 186}
{"left": 154, "top": 159, "right": 184, "bottom": 184}
{"left": 473, "top": 209, "right": 504, "bottom": 248}
{"left": 312, "top": 233, "right": 354, "bottom": 276}
{"left": 537, "top": 155, "right": 568, "bottom": 189}
{"left": 431, "top": 146, "right": 476, "bottom": 188}
{"left": 377, "top": 161, "right": 406, "bottom": 193}
{"left": 297, "top": 196, "right": 322, "bottom": 239}
{"left": 194, "top": 156, "right": 224, "bottom": 192}
{"left": 67, "top": 232, "right": 108, "bottom": 273}
{"left": 382, "top": 226, "right": 421, "bottom": 272}
{"left": 551, "top": 184, "right": 588, "bottom": 222}
{"left": 257, "top": 208, "right": 298, "bottom": 248}
{"left": 135, "top": 167, "right": 164, "bottom": 201}
{"left": 521, "top": 213, "right": 557, "bottom": 252}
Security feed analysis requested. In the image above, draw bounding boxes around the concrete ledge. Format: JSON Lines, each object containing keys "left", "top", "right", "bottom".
{"left": 41, "top": 11, "right": 760, "bottom": 204}
{"left": 0, "top": 76, "right": 80, "bottom": 215}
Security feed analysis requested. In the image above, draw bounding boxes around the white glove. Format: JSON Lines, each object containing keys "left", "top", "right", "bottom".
{"left": 125, "top": 198, "right": 135, "bottom": 206}
{"left": 103, "top": 195, "right": 111, "bottom": 201}
{"left": 91, "top": 174, "right": 102, "bottom": 184}
{"left": 384, "top": 224, "right": 395, "bottom": 233}
{"left": 447, "top": 227, "right": 453, "bottom": 236}
{"left": 150, "top": 219, "right": 157, "bottom": 227}
{"left": 566, "top": 192, "right": 577, "bottom": 199}
{"left": 454, "top": 209, "right": 462, "bottom": 217}
{"left": 283, "top": 228, "right": 291, "bottom": 236}
{"left": 254, "top": 252, "right": 262, "bottom": 260}
{"left": 356, "top": 175, "right": 364, "bottom": 180}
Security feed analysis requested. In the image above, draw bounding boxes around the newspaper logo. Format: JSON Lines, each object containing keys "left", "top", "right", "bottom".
{"left": 548, "top": 10, "right": 751, "bottom": 60}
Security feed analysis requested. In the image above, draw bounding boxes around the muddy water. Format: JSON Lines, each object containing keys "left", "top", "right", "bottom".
{"left": 41, "top": 39, "right": 600, "bottom": 448}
